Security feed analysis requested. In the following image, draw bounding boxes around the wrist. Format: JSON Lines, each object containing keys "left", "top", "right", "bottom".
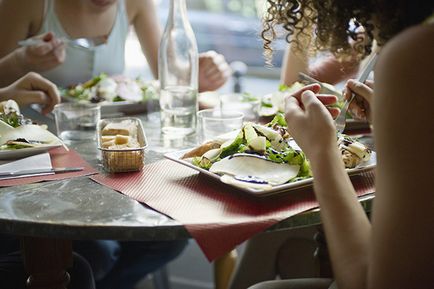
{"left": 13, "top": 48, "right": 29, "bottom": 74}
{"left": 308, "top": 145, "right": 343, "bottom": 173}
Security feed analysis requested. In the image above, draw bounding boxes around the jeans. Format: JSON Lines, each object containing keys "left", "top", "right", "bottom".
{"left": 74, "top": 239, "right": 189, "bottom": 289}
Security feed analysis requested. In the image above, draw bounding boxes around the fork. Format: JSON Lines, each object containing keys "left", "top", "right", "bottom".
{"left": 18, "top": 35, "right": 107, "bottom": 50}
{"left": 335, "top": 53, "right": 378, "bottom": 134}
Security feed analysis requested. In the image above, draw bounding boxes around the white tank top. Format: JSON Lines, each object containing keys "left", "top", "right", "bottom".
{"left": 37, "top": 0, "right": 129, "bottom": 87}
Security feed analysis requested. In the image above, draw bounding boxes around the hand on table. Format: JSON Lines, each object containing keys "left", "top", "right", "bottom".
{"left": 284, "top": 84, "right": 339, "bottom": 158}
{"left": 15, "top": 32, "right": 65, "bottom": 73}
{"left": 343, "top": 79, "right": 374, "bottom": 123}
{"left": 0, "top": 72, "right": 60, "bottom": 114}
{"left": 198, "top": 51, "right": 231, "bottom": 92}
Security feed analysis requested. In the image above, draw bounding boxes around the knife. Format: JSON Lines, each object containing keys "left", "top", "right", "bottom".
{"left": 0, "top": 167, "right": 84, "bottom": 178}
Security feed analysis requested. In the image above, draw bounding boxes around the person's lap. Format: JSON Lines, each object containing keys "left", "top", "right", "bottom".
{"left": 0, "top": 234, "right": 188, "bottom": 289}
{"left": 74, "top": 239, "right": 188, "bottom": 289}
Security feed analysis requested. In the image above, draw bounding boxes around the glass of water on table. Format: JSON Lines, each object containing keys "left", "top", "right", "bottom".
{"left": 53, "top": 103, "right": 101, "bottom": 141}
{"left": 197, "top": 109, "right": 244, "bottom": 144}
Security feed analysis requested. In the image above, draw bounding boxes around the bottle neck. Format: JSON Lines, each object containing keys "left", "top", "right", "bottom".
{"left": 169, "top": 0, "right": 188, "bottom": 25}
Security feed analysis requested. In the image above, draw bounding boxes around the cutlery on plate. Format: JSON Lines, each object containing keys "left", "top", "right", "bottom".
{"left": 335, "top": 53, "right": 378, "bottom": 134}
{"left": 0, "top": 167, "right": 84, "bottom": 178}
{"left": 18, "top": 36, "right": 107, "bottom": 49}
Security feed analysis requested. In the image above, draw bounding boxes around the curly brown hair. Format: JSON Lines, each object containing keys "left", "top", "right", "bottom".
{"left": 261, "top": 0, "right": 434, "bottom": 65}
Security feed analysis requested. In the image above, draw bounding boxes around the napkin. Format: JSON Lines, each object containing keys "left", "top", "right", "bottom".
{"left": 0, "top": 148, "right": 98, "bottom": 187}
{"left": 0, "top": 152, "right": 53, "bottom": 180}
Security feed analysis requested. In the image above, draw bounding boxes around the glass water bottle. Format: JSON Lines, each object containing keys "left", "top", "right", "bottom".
{"left": 159, "top": 0, "right": 199, "bottom": 136}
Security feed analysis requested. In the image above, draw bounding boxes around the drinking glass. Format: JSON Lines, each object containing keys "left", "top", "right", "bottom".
{"left": 53, "top": 103, "right": 100, "bottom": 141}
{"left": 197, "top": 109, "right": 244, "bottom": 144}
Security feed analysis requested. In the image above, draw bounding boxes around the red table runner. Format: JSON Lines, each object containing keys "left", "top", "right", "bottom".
{"left": 91, "top": 160, "right": 375, "bottom": 261}
{"left": 0, "top": 147, "right": 98, "bottom": 187}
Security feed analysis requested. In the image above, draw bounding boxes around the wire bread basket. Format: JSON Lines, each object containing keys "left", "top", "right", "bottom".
{"left": 97, "top": 117, "right": 147, "bottom": 173}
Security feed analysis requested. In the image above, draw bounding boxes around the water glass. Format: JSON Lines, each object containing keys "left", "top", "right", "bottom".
{"left": 53, "top": 103, "right": 101, "bottom": 141}
{"left": 197, "top": 109, "right": 244, "bottom": 144}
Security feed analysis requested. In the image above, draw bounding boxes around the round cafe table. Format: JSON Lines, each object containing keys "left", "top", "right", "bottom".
{"left": 0, "top": 110, "right": 374, "bottom": 289}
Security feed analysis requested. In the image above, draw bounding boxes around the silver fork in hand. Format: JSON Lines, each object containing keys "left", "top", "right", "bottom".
{"left": 18, "top": 35, "right": 107, "bottom": 50}
{"left": 335, "top": 53, "right": 379, "bottom": 134}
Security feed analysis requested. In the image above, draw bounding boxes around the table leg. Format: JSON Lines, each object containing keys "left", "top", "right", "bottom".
{"left": 20, "top": 237, "right": 73, "bottom": 289}
{"left": 214, "top": 249, "right": 238, "bottom": 289}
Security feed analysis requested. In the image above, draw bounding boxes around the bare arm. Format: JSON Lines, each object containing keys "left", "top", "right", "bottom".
{"left": 285, "top": 24, "right": 434, "bottom": 289}
{"left": 0, "top": 0, "right": 34, "bottom": 85}
{"left": 280, "top": 27, "right": 311, "bottom": 86}
{"left": 285, "top": 86, "right": 371, "bottom": 289}
{"left": 368, "top": 25, "right": 434, "bottom": 289}
{"left": 0, "top": 0, "right": 63, "bottom": 86}
{"left": 281, "top": 44, "right": 360, "bottom": 86}
{"left": 281, "top": 22, "right": 359, "bottom": 86}
{"left": 0, "top": 0, "right": 45, "bottom": 86}
{"left": 128, "top": 0, "right": 161, "bottom": 79}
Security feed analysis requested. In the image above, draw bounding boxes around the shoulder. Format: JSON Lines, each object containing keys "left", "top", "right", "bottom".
{"left": 377, "top": 24, "right": 434, "bottom": 81}
{"left": 0, "top": 0, "right": 44, "bottom": 20}
{"left": 0, "top": 0, "right": 45, "bottom": 34}
{"left": 125, "top": 0, "right": 155, "bottom": 24}
{"left": 374, "top": 24, "right": 434, "bottom": 151}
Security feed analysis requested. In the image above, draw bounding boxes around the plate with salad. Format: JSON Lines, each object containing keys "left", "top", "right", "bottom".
{"left": 0, "top": 100, "right": 63, "bottom": 159}
{"left": 61, "top": 74, "right": 159, "bottom": 116}
{"left": 165, "top": 114, "right": 375, "bottom": 196}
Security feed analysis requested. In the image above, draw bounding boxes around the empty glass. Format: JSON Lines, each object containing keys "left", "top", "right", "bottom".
{"left": 53, "top": 103, "right": 100, "bottom": 141}
{"left": 197, "top": 109, "right": 244, "bottom": 144}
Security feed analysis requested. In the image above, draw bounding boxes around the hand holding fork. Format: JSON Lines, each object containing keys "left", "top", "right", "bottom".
{"left": 335, "top": 53, "right": 378, "bottom": 133}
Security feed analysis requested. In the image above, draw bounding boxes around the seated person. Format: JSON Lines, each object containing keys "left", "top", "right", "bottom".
{"left": 249, "top": 0, "right": 434, "bottom": 288}
{"left": 229, "top": 23, "right": 366, "bottom": 289}
{"left": 0, "top": 0, "right": 231, "bottom": 92}
{"left": 0, "top": 74, "right": 93, "bottom": 289}
{"left": 0, "top": 1, "right": 231, "bottom": 288}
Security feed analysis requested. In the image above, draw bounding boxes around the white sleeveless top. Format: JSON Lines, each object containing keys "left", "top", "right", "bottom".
{"left": 37, "top": 0, "right": 129, "bottom": 87}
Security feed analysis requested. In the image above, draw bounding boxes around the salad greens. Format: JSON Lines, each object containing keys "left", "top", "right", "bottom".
{"left": 192, "top": 113, "right": 312, "bottom": 181}
{"left": 64, "top": 73, "right": 159, "bottom": 104}
{"left": 0, "top": 102, "right": 31, "bottom": 128}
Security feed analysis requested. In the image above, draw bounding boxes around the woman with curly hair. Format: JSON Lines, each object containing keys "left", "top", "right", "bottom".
{"left": 248, "top": 1, "right": 434, "bottom": 289}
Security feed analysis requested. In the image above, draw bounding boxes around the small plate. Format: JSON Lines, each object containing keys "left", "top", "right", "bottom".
{"left": 165, "top": 149, "right": 376, "bottom": 197}
{"left": 0, "top": 144, "right": 62, "bottom": 160}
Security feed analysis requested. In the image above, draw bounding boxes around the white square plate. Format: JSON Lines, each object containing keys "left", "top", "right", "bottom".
{"left": 164, "top": 149, "right": 376, "bottom": 197}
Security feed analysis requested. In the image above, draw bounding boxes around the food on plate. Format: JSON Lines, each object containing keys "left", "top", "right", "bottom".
{"left": 338, "top": 136, "right": 371, "bottom": 168}
{"left": 181, "top": 140, "right": 223, "bottom": 159}
{"left": 0, "top": 99, "right": 32, "bottom": 128}
{"left": 0, "top": 100, "right": 62, "bottom": 150}
{"left": 98, "top": 118, "right": 146, "bottom": 172}
{"left": 63, "top": 73, "right": 159, "bottom": 104}
{"left": 182, "top": 113, "right": 371, "bottom": 190}
{"left": 0, "top": 125, "right": 62, "bottom": 150}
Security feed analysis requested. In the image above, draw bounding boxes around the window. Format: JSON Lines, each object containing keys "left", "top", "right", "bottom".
{"left": 157, "top": 0, "right": 285, "bottom": 68}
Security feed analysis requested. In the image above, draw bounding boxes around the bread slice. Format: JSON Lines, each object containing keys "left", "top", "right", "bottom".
{"left": 102, "top": 121, "right": 136, "bottom": 136}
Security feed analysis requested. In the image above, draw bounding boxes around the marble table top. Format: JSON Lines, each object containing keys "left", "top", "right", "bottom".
{"left": 0, "top": 111, "right": 196, "bottom": 240}
{"left": 0, "top": 109, "right": 374, "bottom": 241}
